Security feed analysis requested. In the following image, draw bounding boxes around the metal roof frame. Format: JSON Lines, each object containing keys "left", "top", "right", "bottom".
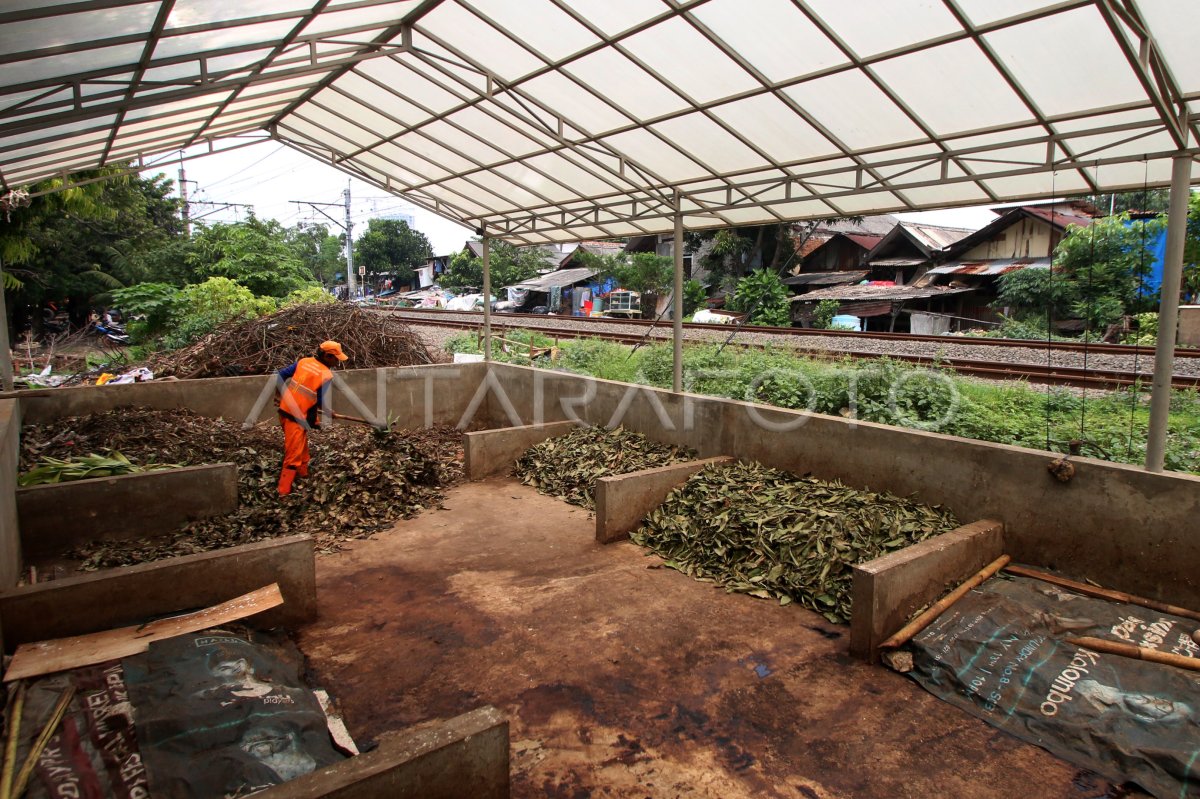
{"left": 0, "top": 0, "right": 1197, "bottom": 244}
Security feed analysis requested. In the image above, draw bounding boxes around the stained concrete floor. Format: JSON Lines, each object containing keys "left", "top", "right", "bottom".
{"left": 296, "top": 478, "right": 1124, "bottom": 799}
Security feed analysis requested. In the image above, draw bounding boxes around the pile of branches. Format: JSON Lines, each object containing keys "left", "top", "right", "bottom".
{"left": 151, "top": 304, "right": 437, "bottom": 378}
{"left": 632, "top": 461, "right": 959, "bottom": 624}
{"left": 20, "top": 407, "right": 463, "bottom": 569}
{"left": 513, "top": 425, "right": 695, "bottom": 509}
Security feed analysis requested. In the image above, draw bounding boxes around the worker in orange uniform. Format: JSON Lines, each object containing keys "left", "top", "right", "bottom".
{"left": 275, "top": 340, "right": 349, "bottom": 495}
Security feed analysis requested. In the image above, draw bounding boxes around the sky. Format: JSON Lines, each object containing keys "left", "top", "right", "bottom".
{"left": 144, "top": 139, "right": 1003, "bottom": 255}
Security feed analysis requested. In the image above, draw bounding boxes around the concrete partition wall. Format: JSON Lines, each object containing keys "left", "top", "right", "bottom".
{"left": 5, "top": 362, "right": 489, "bottom": 429}
{"left": 0, "top": 399, "right": 19, "bottom": 589}
{"left": 0, "top": 535, "right": 317, "bottom": 650}
{"left": 481, "top": 363, "right": 1200, "bottom": 609}
{"left": 257, "top": 705, "right": 508, "bottom": 799}
{"left": 17, "top": 463, "right": 239, "bottom": 557}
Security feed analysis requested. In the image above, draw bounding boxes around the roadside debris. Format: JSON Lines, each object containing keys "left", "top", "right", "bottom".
{"left": 513, "top": 426, "right": 695, "bottom": 509}
{"left": 631, "top": 461, "right": 959, "bottom": 623}
{"left": 19, "top": 408, "right": 463, "bottom": 568}
{"left": 150, "top": 304, "right": 437, "bottom": 379}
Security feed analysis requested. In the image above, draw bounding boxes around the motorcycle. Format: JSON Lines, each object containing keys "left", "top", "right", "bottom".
{"left": 90, "top": 320, "right": 131, "bottom": 346}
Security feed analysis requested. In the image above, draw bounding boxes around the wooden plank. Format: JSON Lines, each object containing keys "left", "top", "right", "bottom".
{"left": 3, "top": 584, "right": 283, "bottom": 682}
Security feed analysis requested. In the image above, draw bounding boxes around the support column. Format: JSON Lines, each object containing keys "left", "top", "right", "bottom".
{"left": 482, "top": 235, "right": 492, "bottom": 362}
{"left": 0, "top": 259, "right": 12, "bottom": 392}
{"left": 1145, "top": 153, "right": 1192, "bottom": 472}
{"left": 673, "top": 197, "right": 684, "bottom": 393}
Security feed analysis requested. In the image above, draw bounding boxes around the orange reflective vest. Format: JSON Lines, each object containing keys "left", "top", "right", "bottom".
{"left": 278, "top": 357, "right": 332, "bottom": 426}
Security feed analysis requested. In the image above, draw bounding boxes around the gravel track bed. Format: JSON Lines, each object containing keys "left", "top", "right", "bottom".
{"left": 393, "top": 310, "right": 1200, "bottom": 378}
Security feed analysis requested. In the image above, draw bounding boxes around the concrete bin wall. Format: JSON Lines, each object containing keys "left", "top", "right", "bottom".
{"left": 17, "top": 463, "right": 238, "bottom": 557}
{"left": 256, "top": 705, "right": 508, "bottom": 799}
{"left": 849, "top": 520, "right": 1004, "bottom": 662}
{"left": 462, "top": 420, "right": 578, "bottom": 480}
{"left": 0, "top": 399, "right": 19, "bottom": 590}
{"left": 594, "top": 456, "right": 733, "bottom": 543}
{"left": 4, "top": 362, "right": 490, "bottom": 429}
{"left": 0, "top": 535, "right": 317, "bottom": 650}
{"left": 1180, "top": 305, "right": 1200, "bottom": 348}
{"left": 482, "top": 362, "right": 1200, "bottom": 611}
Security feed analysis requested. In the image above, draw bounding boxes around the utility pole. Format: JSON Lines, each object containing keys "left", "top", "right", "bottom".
{"left": 178, "top": 161, "right": 190, "bottom": 235}
{"left": 344, "top": 182, "right": 357, "bottom": 299}
{"left": 291, "top": 185, "right": 357, "bottom": 298}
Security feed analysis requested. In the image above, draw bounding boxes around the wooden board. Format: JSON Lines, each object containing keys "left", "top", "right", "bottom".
{"left": 3, "top": 584, "right": 284, "bottom": 682}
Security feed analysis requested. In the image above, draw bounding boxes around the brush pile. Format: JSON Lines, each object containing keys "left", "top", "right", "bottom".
{"left": 513, "top": 425, "right": 695, "bottom": 509}
{"left": 632, "top": 461, "right": 959, "bottom": 624}
{"left": 20, "top": 407, "right": 463, "bottom": 569}
{"left": 151, "top": 304, "right": 436, "bottom": 378}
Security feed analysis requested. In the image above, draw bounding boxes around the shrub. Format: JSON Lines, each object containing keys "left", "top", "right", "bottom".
{"left": 163, "top": 277, "right": 276, "bottom": 348}
{"left": 282, "top": 285, "right": 337, "bottom": 307}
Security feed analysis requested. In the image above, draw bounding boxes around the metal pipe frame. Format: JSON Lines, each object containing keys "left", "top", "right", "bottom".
{"left": 1144, "top": 152, "right": 1192, "bottom": 472}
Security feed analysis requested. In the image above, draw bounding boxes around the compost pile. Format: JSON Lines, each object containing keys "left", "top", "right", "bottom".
{"left": 20, "top": 407, "right": 462, "bottom": 569}
{"left": 513, "top": 425, "right": 695, "bottom": 509}
{"left": 632, "top": 461, "right": 959, "bottom": 623}
{"left": 151, "top": 303, "right": 436, "bottom": 378}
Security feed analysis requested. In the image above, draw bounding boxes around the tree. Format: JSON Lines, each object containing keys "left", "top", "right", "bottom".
{"left": 728, "top": 269, "right": 791, "bottom": 326}
{"left": 1185, "top": 192, "right": 1200, "bottom": 301}
{"left": 353, "top": 218, "right": 432, "bottom": 286}
{"left": 1082, "top": 190, "right": 1171, "bottom": 216}
{"left": 288, "top": 224, "right": 344, "bottom": 287}
{"left": 1, "top": 168, "right": 186, "bottom": 334}
{"left": 188, "top": 215, "right": 315, "bottom": 297}
{"left": 994, "top": 267, "right": 1078, "bottom": 322}
{"left": 575, "top": 250, "right": 673, "bottom": 316}
{"left": 439, "top": 241, "right": 542, "bottom": 290}
{"left": 1054, "top": 213, "right": 1164, "bottom": 329}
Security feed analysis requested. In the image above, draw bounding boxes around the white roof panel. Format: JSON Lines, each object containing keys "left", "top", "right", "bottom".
{"left": 0, "top": 0, "right": 1198, "bottom": 243}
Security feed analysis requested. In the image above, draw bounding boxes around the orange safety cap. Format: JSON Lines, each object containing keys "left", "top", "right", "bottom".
{"left": 319, "top": 340, "right": 349, "bottom": 361}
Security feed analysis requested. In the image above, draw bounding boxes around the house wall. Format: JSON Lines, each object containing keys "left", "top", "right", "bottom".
{"left": 961, "top": 217, "right": 1056, "bottom": 260}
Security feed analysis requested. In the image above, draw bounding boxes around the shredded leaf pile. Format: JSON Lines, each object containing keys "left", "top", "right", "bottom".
{"left": 513, "top": 425, "right": 695, "bottom": 509}
{"left": 20, "top": 408, "right": 462, "bottom": 569}
{"left": 632, "top": 461, "right": 959, "bottom": 623}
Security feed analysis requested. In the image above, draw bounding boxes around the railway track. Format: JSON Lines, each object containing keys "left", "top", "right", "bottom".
{"left": 386, "top": 309, "right": 1200, "bottom": 391}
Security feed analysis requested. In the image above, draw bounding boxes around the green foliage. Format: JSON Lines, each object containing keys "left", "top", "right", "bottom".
{"left": 1, "top": 168, "right": 185, "bottom": 321}
{"left": 288, "top": 224, "right": 344, "bottom": 286}
{"left": 994, "top": 267, "right": 1077, "bottom": 321}
{"left": 813, "top": 299, "right": 841, "bottom": 329}
{"left": 188, "top": 215, "right": 315, "bottom": 297}
{"left": 110, "top": 282, "right": 181, "bottom": 341}
{"left": 439, "top": 241, "right": 543, "bottom": 290}
{"left": 353, "top": 218, "right": 432, "bottom": 285}
{"left": 728, "top": 269, "right": 791, "bottom": 326}
{"left": 282, "top": 285, "right": 337, "bottom": 307}
{"left": 558, "top": 339, "right": 640, "bottom": 383}
{"left": 682, "top": 279, "right": 708, "bottom": 316}
{"left": 163, "top": 277, "right": 276, "bottom": 348}
{"left": 1054, "top": 213, "right": 1164, "bottom": 326}
{"left": 1123, "top": 312, "right": 1159, "bottom": 346}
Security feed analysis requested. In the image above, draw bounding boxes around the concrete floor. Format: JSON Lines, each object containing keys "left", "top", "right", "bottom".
{"left": 296, "top": 478, "right": 1123, "bottom": 799}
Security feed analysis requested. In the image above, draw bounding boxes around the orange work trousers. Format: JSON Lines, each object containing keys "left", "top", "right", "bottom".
{"left": 278, "top": 415, "right": 311, "bottom": 495}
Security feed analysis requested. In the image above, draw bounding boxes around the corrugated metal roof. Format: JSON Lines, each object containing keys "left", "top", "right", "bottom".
{"left": 870, "top": 257, "right": 926, "bottom": 267}
{"left": 899, "top": 222, "right": 977, "bottom": 250}
{"left": 791, "top": 284, "right": 975, "bottom": 303}
{"left": 783, "top": 270, "right": 869, "bottom": 287}
{"left": 509, "top": 267, "right": 598, "bottom": 292}
{"left": 926, "top": 258, "right": 1051, "bottom": 276}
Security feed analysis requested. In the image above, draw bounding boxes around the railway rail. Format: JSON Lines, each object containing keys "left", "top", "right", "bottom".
{"left": 385, "top": 308, "right": 1200, "bottom": 391}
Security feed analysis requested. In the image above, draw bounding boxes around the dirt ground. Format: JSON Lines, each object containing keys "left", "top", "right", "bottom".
{"left": 296, "top": 478, "right": 1126, "bottom": 799}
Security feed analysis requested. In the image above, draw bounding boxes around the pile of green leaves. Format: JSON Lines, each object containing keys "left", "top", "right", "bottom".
{"left": 632, "top": 461, "right": 959, "bottom": 623}
{"left": 18, "top": 451, "right": 179, "bottom": 486}
{"left": 20, "top": 408, "right": 463, "bottom": 569}
{"left": 514, "top": 426, "right": 695, "bottom": 509}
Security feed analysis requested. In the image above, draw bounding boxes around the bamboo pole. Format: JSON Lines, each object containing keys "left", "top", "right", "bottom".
{"left": 1004, "top": 564, "right": 1200, "bottom": 622}
{"left": 880, "top": 555, "right": 1011, "bottom": 651}
{"left": 1, "top": 683, "right": 26, "bottom": 799}
{"left": 10, "top": 685, "right": 74, "bottom": 799}
{"left": 1067, "top": 636, "right": 1200, "bottom": 672}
